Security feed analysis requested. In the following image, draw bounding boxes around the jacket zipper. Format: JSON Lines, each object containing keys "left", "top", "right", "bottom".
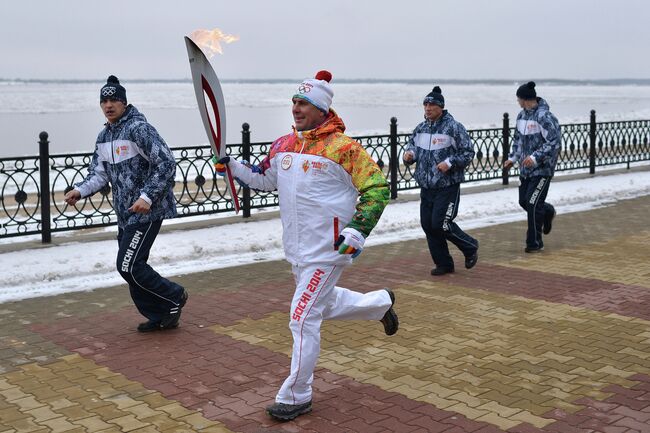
{"left": 291, "top": 135, "right": 305, "bottom": 259}
{"left": 110, "top": 127, "right": 115, "bottom": 164}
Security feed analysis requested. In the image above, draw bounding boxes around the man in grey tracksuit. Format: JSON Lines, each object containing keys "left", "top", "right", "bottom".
{"left": 64, "top": 75, "right": 187, "bottom": 332}
{"left": 504, "top": 81, "right": 561, "bottom": 253}
{"left": 404, "top": 86, "right": 479, "bottom": 276}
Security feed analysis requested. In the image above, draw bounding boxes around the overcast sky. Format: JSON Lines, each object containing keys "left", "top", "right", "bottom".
{"left": 1, "top": 0, "right": 648, "bottom": 80}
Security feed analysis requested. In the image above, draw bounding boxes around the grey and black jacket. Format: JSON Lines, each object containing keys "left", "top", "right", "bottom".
{"left": 508, "top": 98, "right": 561, "bottom": 178}
{"left": 75, "top": 105, "right": 177, "bottom": 228}
{"left": 405, "top": 111, "right": 475, "bottom": 189}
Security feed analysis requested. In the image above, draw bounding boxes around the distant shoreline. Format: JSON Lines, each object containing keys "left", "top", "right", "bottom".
{"left": 3, "top": 78, "right": 650, "bottom": 86}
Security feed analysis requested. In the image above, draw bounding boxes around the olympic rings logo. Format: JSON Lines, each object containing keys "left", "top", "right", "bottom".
{"left": 297, "top": 83, "right": 313, "bottom": 94}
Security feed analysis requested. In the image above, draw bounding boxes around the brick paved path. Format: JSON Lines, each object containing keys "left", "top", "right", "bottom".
{"left": 1, "top": 195, "right": 650, "bottom": 432}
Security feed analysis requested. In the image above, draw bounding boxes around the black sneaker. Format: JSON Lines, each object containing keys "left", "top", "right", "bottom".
{"left": 465, "top": 251, "right": 478, "bottom": 269}
{"left": 543, "top": 206, "right": 556, "bottom": 235}
{"left": 431, "top": 266, "right": 455, "bottom": 276}
{"left": 137, "top": 320, "right": 162, "bottom": 333}
{"left": 524, "top": 246, "right": 544, "bottom": 253}
{"left": 380, "top": 288, "right": 398, "bottom": 336}
{"left": 160, "top": 290, "right": 189, "bottom": 329}
{"left": 266, "top": 400, "right": 312, "bottom": 421}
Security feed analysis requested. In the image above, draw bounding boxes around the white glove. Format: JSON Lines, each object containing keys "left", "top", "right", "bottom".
{"left": 334, "top": 227, "right": 366, "bottom": 258}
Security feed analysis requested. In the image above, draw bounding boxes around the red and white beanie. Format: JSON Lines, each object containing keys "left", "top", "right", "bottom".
{"left": 293, "top": 70, "right": 333, "bottom": 113}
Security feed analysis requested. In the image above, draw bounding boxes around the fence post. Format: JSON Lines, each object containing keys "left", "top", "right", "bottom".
{"left": 38, "top": 131, "right": 52, "bottom": 243}
{"left": 589, "top": 110, "right": 596, "bottom": 174}
{"left": 241, "top": 123, "right": 251, "bottom": 218}
{"left": 501, "top": 113, "right": 510, "bottom": 185}
{"left": 389, "top": 117, "right": 398, "bottom": 199}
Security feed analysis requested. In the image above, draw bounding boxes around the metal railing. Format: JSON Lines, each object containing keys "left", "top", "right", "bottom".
{"left": 1, "top": 111, "right": 648, "bottom": 242}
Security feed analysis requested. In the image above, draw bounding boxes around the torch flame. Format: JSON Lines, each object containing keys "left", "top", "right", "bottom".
{"left": 190, "top": 28, "right": 239, "bottom": 58}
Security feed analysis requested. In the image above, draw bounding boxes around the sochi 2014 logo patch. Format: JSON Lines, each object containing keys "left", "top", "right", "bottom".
{"left": 526, "top": 123, "right": 541, "bottom": 133}
{"left": 281, "top": 154, "right": 293, "bottom": 170}
{"left": 102, "top": 87, "right": 117, "bottom": 97}
{"left": 306, "top": 160, "right": 329, "bottom": 175}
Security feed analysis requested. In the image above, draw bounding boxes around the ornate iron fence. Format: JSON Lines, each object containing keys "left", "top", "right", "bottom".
{"left": 1, "top": 112, "right": 648, "bottom": 242}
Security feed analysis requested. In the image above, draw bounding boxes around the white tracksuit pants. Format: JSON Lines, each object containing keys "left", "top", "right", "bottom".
{"left": 276, "top": 262, "right": 392, "bottom": 405}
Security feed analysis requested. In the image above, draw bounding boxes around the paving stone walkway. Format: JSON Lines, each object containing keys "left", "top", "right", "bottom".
{"left": 1, "top": 195, "right": 650, "bottom": 432}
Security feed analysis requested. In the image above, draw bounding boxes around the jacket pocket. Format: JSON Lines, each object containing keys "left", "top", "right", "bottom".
{"left": 333, "top": 216, "right": 340, "bottom": 250}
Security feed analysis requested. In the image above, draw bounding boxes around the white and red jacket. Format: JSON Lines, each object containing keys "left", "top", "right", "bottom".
{"left": 227, "top": 111, "right": 389, "bottom": 266}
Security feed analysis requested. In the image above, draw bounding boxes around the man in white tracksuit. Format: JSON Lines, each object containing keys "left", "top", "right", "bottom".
{"left": 215, "top": 70, "right": 398, "bottom": 421}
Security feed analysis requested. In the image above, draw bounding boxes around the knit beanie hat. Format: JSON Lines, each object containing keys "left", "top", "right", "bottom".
{"left": 100, "top": 75, "right": 127, "bottom": 104}
{"left": 423, "top": 86, "right": 445, "bottom": 107}
{"left": 293, "top": 70, "right": 333, "bottom": 113}
{"left": 516, "top": 81, "right": 537, "bottom": 100}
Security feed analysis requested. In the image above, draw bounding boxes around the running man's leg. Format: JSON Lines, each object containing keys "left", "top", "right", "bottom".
{"left": 322, "top": 284, "right": 397, "bottom": 336}
{"left": 322, "top": 286, "right": 392, "bottom": 321}
{"left": 420, "top": 188, "right": 454, "bottom": 269}
{"left": 276, "top": 263, "right": 343, "bottom": 405}
{"left": 440, "top": 184, "right": 479, "bottom": 259}
{"left": 522, "top": 176, "right": 551, "bottom": 249}
{"left": 542, "top": 179, "right": 556, "bottom": 234}
{"left": 116, "top": 220, "right": 186, "bottom": 324}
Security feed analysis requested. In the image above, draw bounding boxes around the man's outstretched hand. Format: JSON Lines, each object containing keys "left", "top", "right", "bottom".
{"left": 64, "top": 189, "right": 81, "bottom": 206}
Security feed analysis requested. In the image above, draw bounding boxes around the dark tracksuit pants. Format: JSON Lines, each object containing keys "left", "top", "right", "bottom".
{"left": 518, "top": 176, "right": 554, "bottom": 249}
{"left": 116, "top": 220, "right": 185, "bottom": 323}
{"left": 420, "top": 184, "right": 479, "bottom": 270}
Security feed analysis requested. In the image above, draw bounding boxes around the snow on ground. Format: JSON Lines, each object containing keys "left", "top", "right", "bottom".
{"left": 1, "top": 171, "right": 649, "bottom": 304}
